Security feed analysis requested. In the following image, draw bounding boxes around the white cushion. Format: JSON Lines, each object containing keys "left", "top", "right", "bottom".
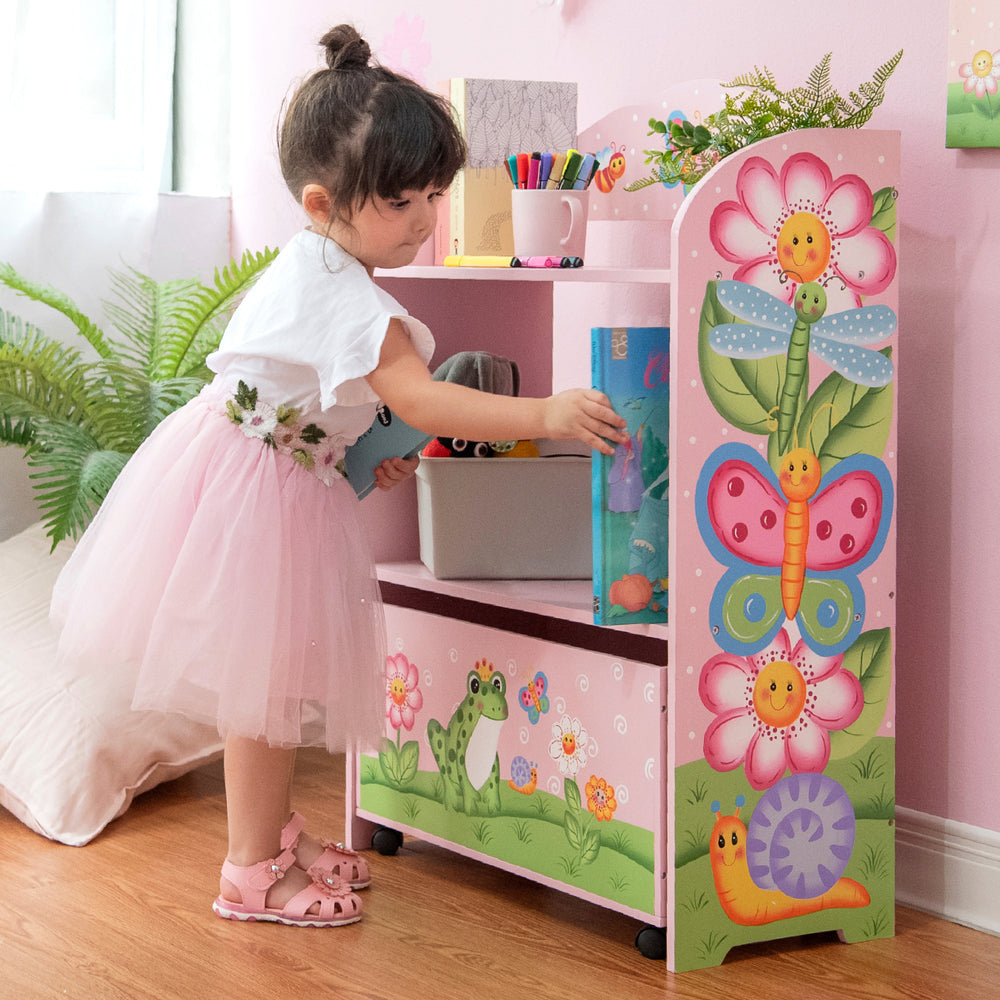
{"left": 0, "top": 523, "right": 223, "bottom": 846}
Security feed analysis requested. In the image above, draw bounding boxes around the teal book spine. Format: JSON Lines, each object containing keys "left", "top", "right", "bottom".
{"left": 590, "top": 326, "right": 670, "bottom": 625}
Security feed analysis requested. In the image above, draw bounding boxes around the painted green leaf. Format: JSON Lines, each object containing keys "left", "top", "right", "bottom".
{"left": 564, "top": 802, "right": 586, "bottom": 850}
{"left": 397, "top": 740, "right": 421, "bottom": 785}
{"left": 829, "top": 627, "right": 893, "bottom": 760}
{"left": 580, "top": 825, "right": 603, "bottom": 865}
{"left": 564, "top": 777, "right": 582, "bottom": 811}
{"left": 869, "top": 186, "right": 897, "bottom": 243}
{"left": 378, "top": 738, "right": 403, "bottom": 786}
{"left": 698, "top": 281, "right": 782, "bottom": 435}
{"left": 791, "top": 351, "right": 894, "bottom": 472}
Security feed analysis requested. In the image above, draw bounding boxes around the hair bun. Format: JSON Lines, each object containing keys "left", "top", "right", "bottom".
{"left": 319, "top": 24, "right": 371, "bottom": 71}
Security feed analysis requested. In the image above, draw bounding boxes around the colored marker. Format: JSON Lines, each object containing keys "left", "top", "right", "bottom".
{"left": 505, "top": 155, "right": 517, "bottom": 186}
{"left": 573, "top": 153, "right": 595, "bottom": 190}
{"left": 527, "top": 152, "right": 541, "bottom": 191}
{"left": 516, "top": 256, "right": 585, "bottom": 268}
{"left": 443, "top": 255, "right": 522, "bottom": 267}
{"left": 559, "top": 149, "right": 584, "bottom": 189}
{"left": 516, "top": 153, "right": 529, "bottom": 189}
{"left": 547, "top": 152, "right": 567, "bottom": 189}
{"left": 539, "top": 151, "right": 554, "bottom": 189}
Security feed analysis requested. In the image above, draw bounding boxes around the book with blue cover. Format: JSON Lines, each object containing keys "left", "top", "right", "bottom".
{"left": 342, "top": 404, "right": 432, "bottom": 499}
{"left": 591, "top": 326, "right": 670, "bottom": 625}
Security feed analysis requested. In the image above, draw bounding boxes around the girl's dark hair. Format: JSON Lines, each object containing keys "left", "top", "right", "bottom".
{"left": 278, "top": 25, "right": 466, "bottom": 222}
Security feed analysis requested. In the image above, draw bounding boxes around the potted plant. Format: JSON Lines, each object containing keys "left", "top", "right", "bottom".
{"left": 627, "top": 50, "right": 904, "bottom": 192}
{"left": 0, "top": 247, "right": 278, "bottom": 546}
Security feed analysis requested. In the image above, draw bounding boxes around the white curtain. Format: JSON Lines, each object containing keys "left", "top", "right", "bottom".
{"left": 0, "top": 0, "right": 177, "bottom": 193}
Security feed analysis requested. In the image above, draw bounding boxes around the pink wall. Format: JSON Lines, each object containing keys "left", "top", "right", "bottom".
{"left": 228, "top": 1, "right": 1000, "bottom": 834}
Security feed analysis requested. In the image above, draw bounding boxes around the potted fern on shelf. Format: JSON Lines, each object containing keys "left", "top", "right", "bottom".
{"left": 0, "top": 247, "right": 278, "bottom": 547}
{"left": 627, "top": 50, "right": 904, "bottom": 191}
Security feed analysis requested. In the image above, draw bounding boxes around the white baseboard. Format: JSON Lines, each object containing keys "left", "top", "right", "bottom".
{"left": 895, "top": 807, "right": 1000, "bottom": 935}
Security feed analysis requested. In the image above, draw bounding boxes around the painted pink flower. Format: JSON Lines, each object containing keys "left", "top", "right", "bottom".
{"left": 960, "top": 49, "right": 1000, "bottom": 99}
{"left": 709, "top": 151, "right": 895, "bottom": 311}
{"left": 385, "top": 653, "right": 423, "bottom": 731}
{"left": 699, "top": 627, "right": 863, "bottom": 790}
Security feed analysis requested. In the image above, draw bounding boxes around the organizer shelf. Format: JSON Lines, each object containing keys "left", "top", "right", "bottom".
{"left": 347, "top": 127, "right": 899, "bottom": 972}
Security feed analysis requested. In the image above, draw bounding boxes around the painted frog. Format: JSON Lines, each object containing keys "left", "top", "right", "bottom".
{"left": 427, "top": 660, "right": 509, "bottom": 815}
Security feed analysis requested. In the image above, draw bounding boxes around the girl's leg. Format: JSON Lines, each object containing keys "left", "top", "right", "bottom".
{"left": 219, "top": 734, "right": 316, "bottom": 910}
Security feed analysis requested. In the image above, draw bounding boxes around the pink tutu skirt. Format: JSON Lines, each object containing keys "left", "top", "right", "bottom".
{"left": 50, "top": 383, "right": 386, "bottom": 751}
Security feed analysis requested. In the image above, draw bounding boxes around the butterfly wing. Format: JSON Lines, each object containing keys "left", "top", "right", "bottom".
{"left": 797, "top": 576, "right": 863, "bottom": 655}
{"left": 806, "top": 457, "right": 893, "bottom": 572}
{"left": 795, "top": 454, "right": 894, "bottom": 655}
{"left": 711, "top": 570, "right": 786, "bottom": 654}
{"left": 699, "top": 448, "right": 786, "bottom": 567}
{"left": 697, "top": 444, "right": 788, "bottom": 654}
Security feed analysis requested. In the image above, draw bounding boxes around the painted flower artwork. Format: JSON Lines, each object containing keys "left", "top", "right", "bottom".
{"left": 585, "top": 775, "right": 618, "bottom": 821}
{"left": 549, "top": 715, "right": 590, "bottom": 776}
{"left": 709, "top": 152, "right": 896, "bottom": 311}
{"left": 960, "top": 48, "right": 1000, "bottom": 98}
{"left": 699, "top": 627, "right": 864, "bottom": 790}
{"left": 385, "top": 652, "right": 423, "bottom": 731}
{"left": 947, "top": 1, "right": 1000, "bottom": 146}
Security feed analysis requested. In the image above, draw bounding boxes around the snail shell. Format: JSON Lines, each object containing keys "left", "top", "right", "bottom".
{"left": 509, "top": 755, "right": 533, "bottom": 788}
{"left": 746, "top": 772, "right": 856, "bottom": 900}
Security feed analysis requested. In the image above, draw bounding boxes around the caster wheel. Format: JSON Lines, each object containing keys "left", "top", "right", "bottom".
{"left": 371, "top": 826, "right": 404, "bottom": 856}
{"left": 634, "top": 925, "right": 666, "bottom": 961}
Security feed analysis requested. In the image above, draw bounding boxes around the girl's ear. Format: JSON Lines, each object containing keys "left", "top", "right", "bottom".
{"left": 301, "top": 184, "right": 333, "bottom": 225}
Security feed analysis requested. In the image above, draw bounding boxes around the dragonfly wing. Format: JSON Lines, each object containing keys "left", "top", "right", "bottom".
{"left": 717, "top": 281, "right": 797, "bottom": 331}
{"left": 813, "top": 305, "right": 897, "bottom": 345}
{"left": 810, "top": 334, "right": 895, "bottom": 386}
{"left": 709, "top": 323, "right": 791, "bottom": 359}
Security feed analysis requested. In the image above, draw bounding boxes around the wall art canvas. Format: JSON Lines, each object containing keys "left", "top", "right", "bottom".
{"left": 946, "top": 0, "right": 1000, "bottom": 147}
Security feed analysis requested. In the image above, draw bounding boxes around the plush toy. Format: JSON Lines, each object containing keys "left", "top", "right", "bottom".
{"left": 421, "top": 351, "right": 524, "bottom": 458}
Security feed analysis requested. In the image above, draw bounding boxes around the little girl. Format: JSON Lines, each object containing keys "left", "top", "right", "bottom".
{"left": 51, "top": 24, "right": 626, "bottom": 928}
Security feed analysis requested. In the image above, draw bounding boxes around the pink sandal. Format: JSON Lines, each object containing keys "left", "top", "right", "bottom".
{"left": 212, "top": 846, "right": 362, "bottom": 927}
{"left": 281, "top": 811, "right": 372, "bottom": 890}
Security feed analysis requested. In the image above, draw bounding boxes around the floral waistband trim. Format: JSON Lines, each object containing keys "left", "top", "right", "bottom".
{"left": 223, "top": 381, "right": 345, "bottom": 485}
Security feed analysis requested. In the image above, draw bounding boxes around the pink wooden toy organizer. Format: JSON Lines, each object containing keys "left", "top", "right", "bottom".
{"left": 348, "top": 103, "right": 899, "bottom": 971}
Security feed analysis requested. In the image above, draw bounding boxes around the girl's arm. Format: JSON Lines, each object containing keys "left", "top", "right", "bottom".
{"left": 365, "top": 320, "right": 628, "bottom": 455}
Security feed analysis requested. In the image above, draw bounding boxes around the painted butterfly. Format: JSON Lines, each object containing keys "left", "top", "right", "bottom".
{"left": 695, "top": 442, "right": 893, "bottom": 656}
{"left": 518, "top": 671, "right": 550, "bottom": 725}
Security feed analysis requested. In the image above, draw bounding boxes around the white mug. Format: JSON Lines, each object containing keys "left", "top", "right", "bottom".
{"left": 511, "top": 189, "right": 589, "bottom": 259}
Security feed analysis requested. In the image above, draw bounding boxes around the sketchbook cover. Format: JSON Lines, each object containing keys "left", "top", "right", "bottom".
{"left": 342, "top": 405, "right": 432, "bottom": 500}
{"left": 591, "top": 326, "right": 670, "bottom": 625}
{"left": 442, "top": 78, "right": 577, "bottom": 260}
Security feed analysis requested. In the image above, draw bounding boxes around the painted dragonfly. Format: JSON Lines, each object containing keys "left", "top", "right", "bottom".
{"left": 709, "top": 279, "right": 897, "bottom": 454}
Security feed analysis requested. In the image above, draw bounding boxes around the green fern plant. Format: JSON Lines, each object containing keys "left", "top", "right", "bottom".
{"left": 0, "top": 247, "right": 278, "bottom": 546}
{"left": 627, "top": 50, "right": 903, "bottom": 191}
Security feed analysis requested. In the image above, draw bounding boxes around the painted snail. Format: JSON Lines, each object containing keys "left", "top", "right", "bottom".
{"left": 709, "top": 772, "right": 870, "bottom": 926}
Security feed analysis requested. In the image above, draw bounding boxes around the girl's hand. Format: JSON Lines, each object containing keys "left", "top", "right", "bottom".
{"left": 545, "top": 389, "right": 629, "bottom": 456}
{"left": 373, "top": 455, "right": 420, "bottom": 492}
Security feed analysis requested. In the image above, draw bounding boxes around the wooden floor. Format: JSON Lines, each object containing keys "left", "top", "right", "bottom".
{"left": 2, "top": 749, "right": 997, "bottom": 1000}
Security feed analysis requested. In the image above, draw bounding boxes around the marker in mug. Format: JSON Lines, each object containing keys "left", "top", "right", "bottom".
{"left": 546, "top": 151, "right": 567, "bottom": 189}
{"left": 527, "top": 152, "right": 541, "bottom": 191}
{"left": 539, "top": 151, "right": 554, "bottom": 189}
{"left": 516, "top": 153, "right": 529, "bottom": 189}
{"left": 559, "top": 150, "right": 584, "bottom": 189}
{"left": 572, "top": 153, "right": 595, "bottom": 190}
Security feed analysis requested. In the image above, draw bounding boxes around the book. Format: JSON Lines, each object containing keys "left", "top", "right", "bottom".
{"left": 441, "top": 78, "right": 577, "bottom": 261}
{"left": 591, "top": 327, "right": 670, "bottom": 625}
{"left": 342, "top": 404, "right": 433, "bottom": 500}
